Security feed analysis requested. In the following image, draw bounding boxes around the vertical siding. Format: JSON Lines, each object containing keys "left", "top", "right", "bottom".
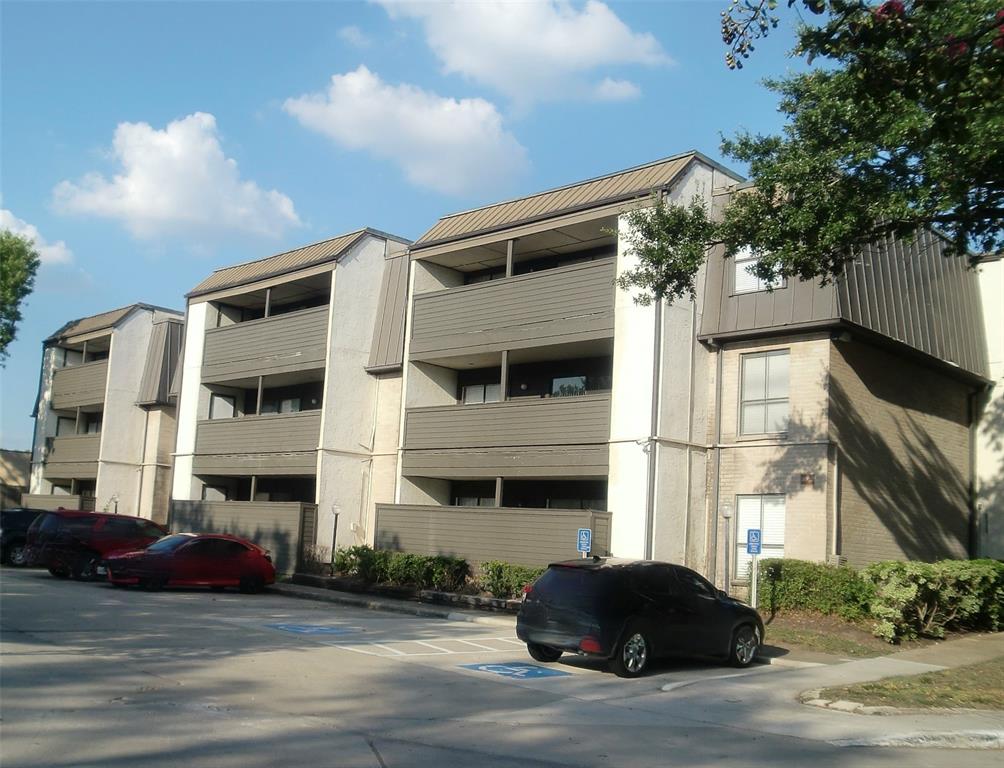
{"left": 367, "top": 252, "right": 409, "bottom": 371}
{"left": 51, "top": 361, "right": 109, "bottom": 409}
{"left": 835, "top": 231, "right": 988, "bottom": 376}
{"left": 374, "top": 503, "right": 612, "bottom": 567}
{"left": 201, "top": 305, "right": 328, "bottom": 383}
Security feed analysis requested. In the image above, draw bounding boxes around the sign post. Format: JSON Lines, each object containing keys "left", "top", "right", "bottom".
{"left": 746, "top": 528, "right": 762, "bottom": 608}
{"left": 577, "top": 528, "right": 592, "bottom": 558}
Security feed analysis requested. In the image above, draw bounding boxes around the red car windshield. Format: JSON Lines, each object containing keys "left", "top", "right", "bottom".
{"left": 145, "top": 534, "right": 194, "bottom": 553}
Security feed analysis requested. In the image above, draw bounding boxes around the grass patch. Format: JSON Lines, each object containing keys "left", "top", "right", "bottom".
{"left": 818, "top": 656, "right": 1004, "bottom": 710}
{"left": 763, "top": 612, "right": 901, "bottom": 658}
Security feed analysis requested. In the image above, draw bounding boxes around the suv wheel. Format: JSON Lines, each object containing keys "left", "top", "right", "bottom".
{"left": 72, "top": 553, "right": 101, "bottom": 581}
{"left": 6, "top": 543, "right": 28, "bottom": 567}
{"left": 49, "top": 565, "right": 70, "bottom": 579}
{"left": 526, "top": 643, "right": 562, "bottom": 663}
{"left": 729, "top": 624, "right": 760, "bottom": 668}
{"left": 611, "top": 622, "right": 650, "bottom": 678}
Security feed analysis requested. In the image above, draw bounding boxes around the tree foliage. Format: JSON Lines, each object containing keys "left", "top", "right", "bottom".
{"left": 621, "top": 0, "right": 1003, "bottom": 304}
{"left": 0, "top": 230, "right": 41, "bottom": 362}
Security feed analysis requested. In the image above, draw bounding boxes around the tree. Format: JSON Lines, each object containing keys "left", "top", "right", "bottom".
{"left": 619, "top": 0, "right": 1004, "bottom": 304}
{"left": 0, "top": 230, "right": 41, "bottom": 362}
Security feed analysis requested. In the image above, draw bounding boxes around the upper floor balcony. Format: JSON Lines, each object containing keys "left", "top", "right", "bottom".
{"left": 42, "top": 434, "right": 101, "bottom": 480}
{"left": 51, "top": 361, "right": 108, "bottom": 410}
{"left": 201, "top": 305, "right": 328, "bottom": 384}
{"left": 410, "top": 258, "right": 615, "bottom": 364}
{"left": 192, "top": 409, "right": 322, "bottom": 476}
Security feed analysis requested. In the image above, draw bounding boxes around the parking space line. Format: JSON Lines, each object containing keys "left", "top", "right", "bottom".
{"left": 372, "top": 643, "right": 407, "bottom": 656}
{"left": 414, "top": 640, "right": 452, "bottom": 653}
{"left": 455, "top": 639, "right": 497, "bottom": 651}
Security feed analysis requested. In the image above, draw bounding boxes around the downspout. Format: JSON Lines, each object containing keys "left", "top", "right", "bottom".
{"left": 710, "top": 342, "right": 724, "bottom": 586}
{"left": 968, "top": 386, "right": 990, "bottom": 558}
{"left": 684, "top": 301, "right": 697, "bottom": 562}
{"left": 644, "top": 300, "right": 663, "bottom": 560}
{"left": 135, "top": 408, "right": 151, "bottom": 517}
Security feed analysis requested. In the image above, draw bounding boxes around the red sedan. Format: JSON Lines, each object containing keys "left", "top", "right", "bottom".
{"left": 105, "top": 533, "right": 275, "bottom": 593}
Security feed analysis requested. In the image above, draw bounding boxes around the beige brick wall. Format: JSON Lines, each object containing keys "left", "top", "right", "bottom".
{"left": 829, "top": 340, "right": 972, "bottom": 566}
{"left": 713, "top": 335, "right": 833, "bottom": 585}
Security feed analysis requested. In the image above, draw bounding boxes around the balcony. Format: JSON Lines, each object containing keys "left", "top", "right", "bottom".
{"left": 21, "top": 493, "right": 95, "bottom": 511}
{"left": 51, "top": 361, "right": 108, "bottom": 409}
{"left": 42, "top": 434, "right": 100, "bottom": 480}
{"left": 193, "top": 410, "right": 321, "bottom": 476}
{"left": 374, "top": 503, "right": 612, "bottom": 567}
{"left": 202, "top": 305, "right": 328, "bottom": 384}
{"left": 410, "top": 259, "right": 615, "bottom": 364}
{"left": 401, "top": 393, "right": 610, "bottom": 478}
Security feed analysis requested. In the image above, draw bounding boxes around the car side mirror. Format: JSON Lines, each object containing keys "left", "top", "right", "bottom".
{"left": 717, "top": 589, "right": 728, "bottom": 600}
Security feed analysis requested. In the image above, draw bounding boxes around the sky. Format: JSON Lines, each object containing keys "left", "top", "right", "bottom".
{"left": 1, "top": 0, "right": 804, "bottom": 451}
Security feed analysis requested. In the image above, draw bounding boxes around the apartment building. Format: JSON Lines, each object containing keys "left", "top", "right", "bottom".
{"left": 25, "top": 304, "right": 184, "bottom": 521}
{"left": 169, "top": 229, "right": 410, "bottom": 571}
{"left": 373, "top": 152, "right": 989, "bottom": 585}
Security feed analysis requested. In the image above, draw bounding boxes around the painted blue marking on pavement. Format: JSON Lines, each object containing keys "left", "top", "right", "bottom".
{"left": 461, "top": 662, "right": 571, "bottom": 679}
{"left": 266, "top": 623, "right": 357, "bottom": 635}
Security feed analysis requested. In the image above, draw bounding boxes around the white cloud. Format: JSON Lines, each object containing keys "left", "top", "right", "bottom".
{"left": 377, "top": 0, "right": 669, "bottom": 107}
{"left": 53, "top": 112, "right": 300, "bottom": 240}
{"left": 338, "top": 25, "right": 371, "bottom": 48}
{"left": 284, "top": 66, "right": 528, "bottom": 196}
{"left": 593, "top": 77, "right": 641, "bottom": 102}
{"left": 0, "top": 209, "right": 73, "bottom": 265}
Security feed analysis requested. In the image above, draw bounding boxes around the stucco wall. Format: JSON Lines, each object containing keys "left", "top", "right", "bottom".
{"left": 830, "top": 339, "right": 973, "bottom": 566}
{"left": 29, "top": 346, "right": 59, "bottom": 495}
{"left": 976, "top": 257, "right": 1003, "bottom": 558}
{"left": 172, "top": 300, "right": 210, "bottom": 501}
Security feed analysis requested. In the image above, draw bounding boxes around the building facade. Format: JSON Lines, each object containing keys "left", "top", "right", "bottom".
{"left": 975, "top": 254, "right": 1003, "bottom": 559}
{"left": 372, "top": 152, "right": 990, "bottom": 587}
{"left": 169, "top": 229, "right": 410, "bottom": 570}
{"left": 26, "top": 304, "right": 184, "bottom": 521}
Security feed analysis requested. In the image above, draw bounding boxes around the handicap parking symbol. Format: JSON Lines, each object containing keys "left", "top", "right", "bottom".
{"left": 266, "top": 623, "right": 356, "bottom": 635}
{"left": 461, "top": 662, "right": 571, "bottom": 679}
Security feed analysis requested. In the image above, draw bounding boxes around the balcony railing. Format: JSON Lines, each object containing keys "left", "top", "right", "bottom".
{"left": 410, "top": 259, "right": 615, "bottom": 362}
{"left": 192, "top": 410, "right": 321, "bottom": 475}
{"left": 42, "top": 434, "right": 100, "bottom": 480}
{"left": 21, "top": 493, "right": 96, "bottom": 511}
{"left": 51, "top": 361, "right": 108, "bottom": 409}
{"left": 202, "top": 305, "right": 328, "bottom": 383}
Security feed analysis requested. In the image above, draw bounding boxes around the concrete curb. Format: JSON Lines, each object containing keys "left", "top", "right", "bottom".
{"left": 800, "top": 688, "right": 1004, "bottom": 718}
{"left": 828, "top": 731, "right": 1004, "bottom": 750}
{"left": 269, "top": 583, "right": 516, "bottom": 628}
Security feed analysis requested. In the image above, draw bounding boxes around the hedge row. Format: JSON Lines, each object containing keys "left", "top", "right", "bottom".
{"left": 758, "top": 558, "right": 1004, "bottom": 642}
{"left": 332, "top": 546, "right": 542, "bottom": 598}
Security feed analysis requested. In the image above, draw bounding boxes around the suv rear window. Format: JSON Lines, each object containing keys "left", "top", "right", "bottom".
{"left": 533, "top": 567, "right": 618, "bottom": 608}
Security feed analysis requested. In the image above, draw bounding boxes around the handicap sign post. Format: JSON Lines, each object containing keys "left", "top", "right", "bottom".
{"left": 577, "top": 528, "right": 592, "bottom": 558}
{"left": 746, "top": 529, "right": 762, "bottom": 608}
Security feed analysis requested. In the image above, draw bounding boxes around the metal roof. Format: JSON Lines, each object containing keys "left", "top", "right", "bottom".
{"left": 188, "top": 228, "right": 411, "bottom": 297}
{"left": 45, "top": 303, "right": 181, "bottom": 343}
{"left": 413, "top": 151, "right": 742, "bottom": 249}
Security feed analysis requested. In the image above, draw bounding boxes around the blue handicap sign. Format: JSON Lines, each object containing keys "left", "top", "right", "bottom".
{"left": 746, "top": 529, "right": 762, "bottom": 555}
{"left": 461, "top": 662, "right": 571, "bottom": 679}
{"left": 266, "top": 623, "right": 356, "bottom": 635}
{"left": 577, "top": 527, "right": 592, "bottom": 553}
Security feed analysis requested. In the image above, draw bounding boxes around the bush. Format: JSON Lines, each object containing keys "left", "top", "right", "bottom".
{"left": 480, "top": 560, "right": 545, "bottom": 599}
{"left": 757, "top": 558, "right": 874, "bottom": 620}
{"left": 863, "top": 559, "right": 1004, "bottom": 642}
{"left": 332, "top": 546, "right": 469, "bottom": 591}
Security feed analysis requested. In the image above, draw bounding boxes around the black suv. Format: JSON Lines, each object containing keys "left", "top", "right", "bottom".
{"left": 1, "top": 508, "right": 43, "bottom": 566}
{"left": 516, "top": 558, "right": 763, "bottom": 677}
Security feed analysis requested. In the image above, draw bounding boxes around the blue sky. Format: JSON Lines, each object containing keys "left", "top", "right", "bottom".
{"left": 1, "top": 0, "right": 802, "bottom": 450}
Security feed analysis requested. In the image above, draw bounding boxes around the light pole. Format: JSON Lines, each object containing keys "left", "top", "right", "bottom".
{"left": 720, "top": 502, "right": 733, "bottom": 595}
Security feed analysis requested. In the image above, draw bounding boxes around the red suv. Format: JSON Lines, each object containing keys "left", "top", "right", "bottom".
{"left": 26, "top": 509, "right": 168, "bottom": 580}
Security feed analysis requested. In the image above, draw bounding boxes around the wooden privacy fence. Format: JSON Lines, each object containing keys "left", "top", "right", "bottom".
{"left": 169, "top": 500, "right": 317, "bottom": 574}
{"left": 374, "top": 504, "right": 612, "bottom": 567}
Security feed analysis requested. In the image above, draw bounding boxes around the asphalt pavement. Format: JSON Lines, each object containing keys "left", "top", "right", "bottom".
{"left": 1, "top": 568, "right": 1001, "bottom": 768}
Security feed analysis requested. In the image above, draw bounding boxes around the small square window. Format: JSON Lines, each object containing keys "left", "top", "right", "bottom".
{"left": 734, "top": 248, "right": 783, "bottom": 294}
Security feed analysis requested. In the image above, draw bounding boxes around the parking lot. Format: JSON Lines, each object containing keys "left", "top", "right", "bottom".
{"left": 2, "top": 568, "right": 1000, "bottom": 768}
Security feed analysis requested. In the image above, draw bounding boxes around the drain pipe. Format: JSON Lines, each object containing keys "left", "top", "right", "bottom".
{"left": 710, "top": 341, "right": 724, "bottom": 588}
{"left": 643, "top": 299, "right": 663, "bottom": 560}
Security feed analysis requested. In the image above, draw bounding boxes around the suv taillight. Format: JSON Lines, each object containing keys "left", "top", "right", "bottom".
{"left": 521, "top": 583, "right": 532, "bottom": 602}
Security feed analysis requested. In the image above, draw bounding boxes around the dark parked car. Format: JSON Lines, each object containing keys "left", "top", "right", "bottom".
{"left": 105, "top": 533, "right": 276, "bottom": 593}
{"left": 1, "top": 508, "right": 44, "bottom": 566}
{"left": 516, "top": 558, "right": 764, "bottom": 677}
{"left": 25, "top": 509, "right": 168, "bottom": 580}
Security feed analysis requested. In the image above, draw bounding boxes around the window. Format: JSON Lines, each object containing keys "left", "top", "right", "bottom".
{"left": 734, "top": 248, "right": 782, "bottom": 294}
{"left": 734, "top": 495, "right": 785, "bottom": 581}
{"left": 740, "top": 350, "right": 789, "bottom": 435}
{"left": 462, "top": 383, "right": 501, "bottom": 405}
{"left": 83, "top": 413, "right": 102, "bottom": 434}
{"left": 56, "top": 417, "right": 76, "bottom": 436}
{"left": 261, "top": 397, "right": 300, "bottom": 414}
{"left": 209, "top": 394, "right": 236, "bottom": 420}
{"left": 452, "top": 481, "right": 496, "bottom": 507}
{"left": 674, "top": 567, "right": 718, "bottom": 599}
{"left": 551, "top": 376, "right": 587, "bottom": 397}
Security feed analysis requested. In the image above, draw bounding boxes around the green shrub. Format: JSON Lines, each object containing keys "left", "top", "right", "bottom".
{"left": 863, "top": 559, "right": 1004, "bottom": 642}
{"left": 757, "top": 558, "right": 874, "bottom": 620}
{"left": 480, "top": 560, "right": 546, "bottom": 599}
{"left": 332, "top": 545, "right": 468, "bottom": 591}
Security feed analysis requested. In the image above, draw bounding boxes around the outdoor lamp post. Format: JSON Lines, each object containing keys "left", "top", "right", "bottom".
{"left": 721, "top": 502, "right": 733, "bottom": 595}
